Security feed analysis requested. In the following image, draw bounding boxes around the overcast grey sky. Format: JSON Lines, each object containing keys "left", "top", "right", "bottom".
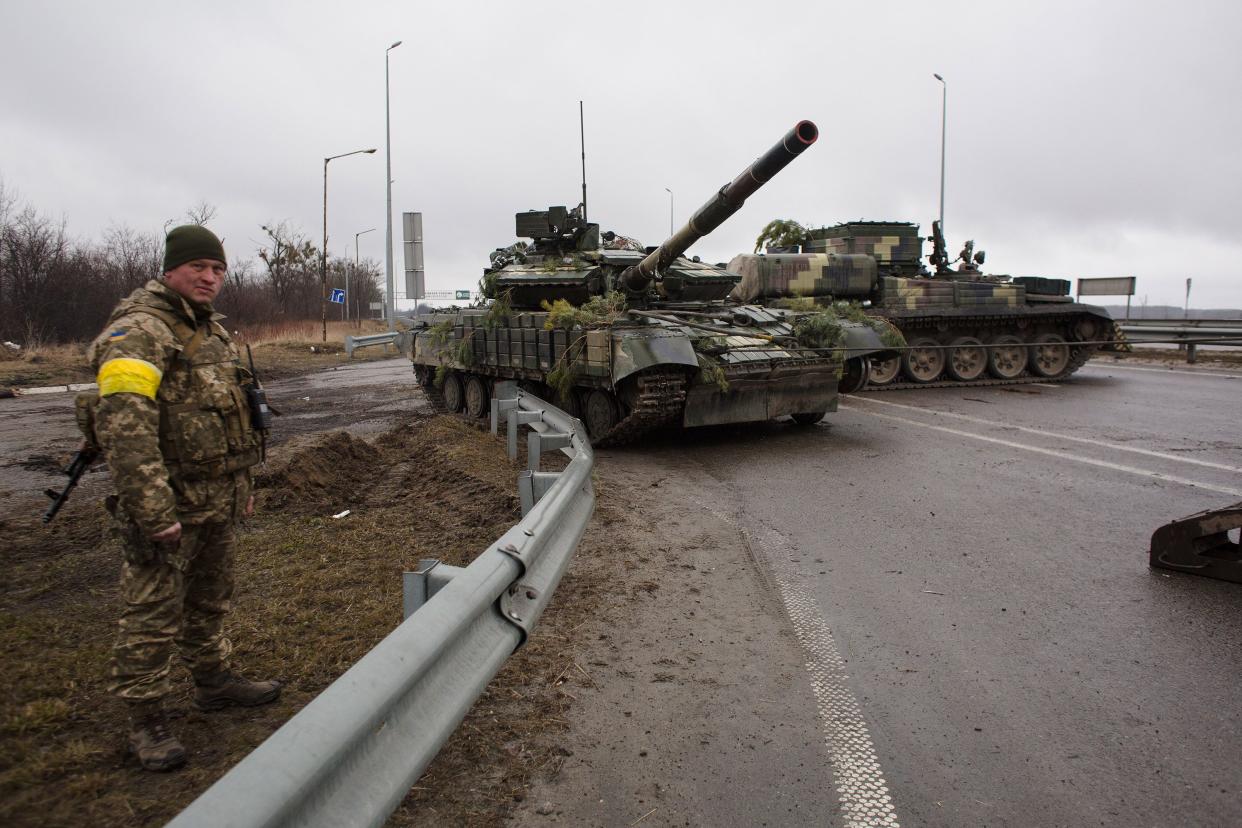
{"left": 3, "top": 0, "right": 1240, "bottom": 309}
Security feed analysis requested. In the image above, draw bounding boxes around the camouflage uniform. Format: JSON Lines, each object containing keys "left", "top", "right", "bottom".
{"left": 88, "top": 279, "right": 261, "bottom": 702}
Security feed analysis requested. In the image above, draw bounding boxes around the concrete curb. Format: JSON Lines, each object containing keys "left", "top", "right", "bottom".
{"left": 2, "top": 382, "right": 97, "bottom": 398}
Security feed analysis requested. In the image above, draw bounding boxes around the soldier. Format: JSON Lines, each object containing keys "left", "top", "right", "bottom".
{"left": 87, "top": 224, "right": 280, "bottom": 772}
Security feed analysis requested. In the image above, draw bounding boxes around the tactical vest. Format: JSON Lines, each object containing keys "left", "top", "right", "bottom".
{"left": 92, "top": 293, "right": 262, "bottom": 480}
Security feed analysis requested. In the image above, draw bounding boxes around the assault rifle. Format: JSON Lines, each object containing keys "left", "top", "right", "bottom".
{"left": 43, "top": 445, "right": 100, "bottom": 524}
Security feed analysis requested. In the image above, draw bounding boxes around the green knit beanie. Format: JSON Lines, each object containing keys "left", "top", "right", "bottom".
{"left": 163, "top": 225, "right": 227, "bottom": 272}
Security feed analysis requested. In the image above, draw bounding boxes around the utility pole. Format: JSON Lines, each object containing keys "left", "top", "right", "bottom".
{"left": 385, "top": 40, "right": 403, "bottom": 331}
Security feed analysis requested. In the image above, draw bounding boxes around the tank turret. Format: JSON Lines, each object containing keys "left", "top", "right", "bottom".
{"left": 485, "top": 121, "right": 818, "bottom": 308}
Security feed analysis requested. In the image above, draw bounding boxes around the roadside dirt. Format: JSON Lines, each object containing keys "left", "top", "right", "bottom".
{"left": 0, "top": 358, "right": 766, "bottom": 827}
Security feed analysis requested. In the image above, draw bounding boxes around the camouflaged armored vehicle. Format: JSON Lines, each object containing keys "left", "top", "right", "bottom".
{"left": 408, "top": 122, "right": 902, "bottom": 444}
{"left": 728, "top": 219, "right": 1114, "bottom": 388}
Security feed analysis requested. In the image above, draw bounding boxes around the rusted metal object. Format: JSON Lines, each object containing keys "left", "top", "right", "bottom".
{"left": 1149, "top": 502, "right": 1242, "bottom": 584}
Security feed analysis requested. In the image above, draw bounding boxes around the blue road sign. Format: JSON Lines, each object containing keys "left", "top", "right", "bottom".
{"left": 330, "top": 288, "right": 345, "bottom": 304}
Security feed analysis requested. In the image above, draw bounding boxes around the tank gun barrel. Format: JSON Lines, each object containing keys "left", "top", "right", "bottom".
{"left": 623, "top": 120, "right": 818, "bottom": 292}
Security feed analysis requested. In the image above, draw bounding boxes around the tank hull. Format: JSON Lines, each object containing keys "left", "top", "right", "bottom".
{"left": 409, "top": 305, "right": 857, "bottom": 444}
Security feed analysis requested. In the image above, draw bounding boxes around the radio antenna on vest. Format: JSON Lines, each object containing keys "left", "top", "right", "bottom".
{"left": 579, "top": 100, "right": 588, "bottom": 222}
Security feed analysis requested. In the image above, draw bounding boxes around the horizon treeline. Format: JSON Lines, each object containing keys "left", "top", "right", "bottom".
{"left": 0, "top": 187, "right": 384, "bottom": 345}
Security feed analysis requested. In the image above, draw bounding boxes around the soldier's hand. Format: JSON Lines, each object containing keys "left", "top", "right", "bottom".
{"left": 244, "top": 494, "right": 255, "bottom": 517}
{"left": 151, "top": 521, "right": 182, "bottom": 545}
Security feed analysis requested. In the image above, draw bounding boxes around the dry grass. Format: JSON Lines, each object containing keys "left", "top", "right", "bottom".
{"left": 0, "top": 319, "right": 400, "bottom": 389}
{"left": 0, "top": 414, "right": 611, "bottom": 827}
{"left": 230, "top": 318, "right": 390, "bottom": 349}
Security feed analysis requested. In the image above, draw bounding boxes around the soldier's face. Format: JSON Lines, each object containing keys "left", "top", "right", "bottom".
{"left": 164, "top": 259, "right": 227, "bottom": 304}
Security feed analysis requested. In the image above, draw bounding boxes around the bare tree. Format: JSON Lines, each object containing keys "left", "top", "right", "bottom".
{"left": 1, "top": 205, "right": 69, "bottom": 343}
{"left": 184, "top": 201, "right": 218, "bottom": 225}
{"left": 258, "top": 221, "right": 318, "bottom": 312}
{"left": 101, "top": 224, "right": 162, "bottom": 293}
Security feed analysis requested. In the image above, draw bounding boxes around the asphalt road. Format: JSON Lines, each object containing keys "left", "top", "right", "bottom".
{"left": 661, "top": 360, "right": 1242, "bottom": 827}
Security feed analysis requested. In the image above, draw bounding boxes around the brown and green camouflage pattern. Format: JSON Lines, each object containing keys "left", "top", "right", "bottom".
{"left": 803, "top": 221, "right": 925, "bottom": 274}
{"left": 726, "top": 252, "right": 877, "bottom": 302}
{"left": 88, "top": 280, "right": 259, "bottom": 702}
{"left": 88, "top": 280, "right": 259, "bottom": 535}
{"left": 878, "top": 276, "right": 1026, "bottom": 310}
{"left": 108, "top": 520, "right": 237, "bottom": 701}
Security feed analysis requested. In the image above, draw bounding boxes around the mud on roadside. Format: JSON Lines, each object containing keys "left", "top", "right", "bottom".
{"left": 0, "top": 410, "right": 629, "bottom": 827}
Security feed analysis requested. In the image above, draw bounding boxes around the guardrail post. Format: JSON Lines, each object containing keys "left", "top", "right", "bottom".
{"left": 527, "top": 430, "right": 573, "bottom": 471}
{"left": 345, "top": 336, "right": 356, "bottom": 359}
{"left": 491, "top": 381, "right": 520, "bottom": 436}
{"left": 1187, "top": 343, "right": 1197, "bottom": 364}
{"left": 508, "top": 411, "right": 543, "bottom": 461}
{"left": 518, "top": 470, "right": 562, "bottom": 515}
{"left": 403, "top": 560, "right": 466, "bottom": 619}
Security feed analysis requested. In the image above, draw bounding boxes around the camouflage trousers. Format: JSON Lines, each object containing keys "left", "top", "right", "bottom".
{"left": 108, "top": 521, "right": 236, "bottom": 701}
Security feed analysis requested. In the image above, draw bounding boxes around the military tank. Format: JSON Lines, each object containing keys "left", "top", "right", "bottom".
{"left": 407, "top": 121, "right": 902, "bottom": 444}
{"left": 727, "top": 219, "right": 1115, "bottom": 389}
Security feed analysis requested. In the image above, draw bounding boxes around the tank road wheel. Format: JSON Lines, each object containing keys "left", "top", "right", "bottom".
{"left": 838, "top": 357, "right": 871, "bottom": 394}
{"left": 946, "top": 336, "right": 987, "bottom": 381}
{"left": 1030, "top": 333, "right": 1071, "bottom": 378}
{"left": 791, "top": 411, "right": 826, "bottom": 426}
{"left": 902, "top": 337, "right": 944, "bottom": 383}
{"left": 869, "top": 356, "right": 901, "bottom": 387}
{"left": 463, "top": 374, "right": 489, "bottom": 419}
{"left": 1072, "top": 315, "right": 1099, "bottom": 343}
{"left": 583, "top": 389, "right": 620, "bottom": 443}
{"left": 986, "top": 335, "right": 1027, "bottom": 379}
{"left": 441, "top": 371, "right": 465, "bottom": 412}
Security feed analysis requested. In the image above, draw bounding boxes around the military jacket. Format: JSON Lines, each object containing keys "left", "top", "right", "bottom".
{"left": 88, "top": 280, "right": 261, "bottom": 535}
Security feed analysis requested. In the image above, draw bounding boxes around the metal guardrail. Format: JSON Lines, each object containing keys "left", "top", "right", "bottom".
{"left": 168, "top": 382, "right": 595, "bottom": 828}
{"left": 1118, "top": 318, "right": 1242, "bottom": 340}
{"left": 1116, "top": 319, "right": 1242, "bottom": 363}
{"left": 343, "top": 332, "right": 400, "bottom": 357}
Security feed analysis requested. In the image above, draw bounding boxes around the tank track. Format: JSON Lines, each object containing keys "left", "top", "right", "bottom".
{"left": 420, "top": 381, "right": 450, "bottom": 413}
{"left": 859, "top": 311, "right": 1102, "bottom": 392}
{"left": 416, "top": 367, "right": 687, "bottom": 447}
{"left": 595, "top": 369, "right": 687, "bottom": 447}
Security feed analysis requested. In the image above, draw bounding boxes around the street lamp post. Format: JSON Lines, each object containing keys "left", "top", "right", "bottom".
{"left": 323, "top": 148, "right": 377, "bottom": 342}
{"left": 664, "top": 187, "right": 673, "bottom": 235}
{"left": 933, "top": 73, "right": 947, "bottom": 239}
{"left": 385, "top": 40, "right": 403, "bottom": 332}
{"left": 353, "top": 227, "right": 376, "bottom": 327}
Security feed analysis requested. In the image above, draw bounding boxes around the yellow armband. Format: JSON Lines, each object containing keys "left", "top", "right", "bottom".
{"left": 97, "top": 358, "right": 163, "bottom": 400}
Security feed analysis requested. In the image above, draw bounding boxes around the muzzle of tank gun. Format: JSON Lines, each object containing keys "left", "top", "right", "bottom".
{"left": 623, "top": 120, "right": 819, "bottom": 293}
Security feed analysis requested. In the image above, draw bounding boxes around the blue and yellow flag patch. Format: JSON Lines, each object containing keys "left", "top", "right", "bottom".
{"left": 108, "top": 329, "right": 128, "bottom": 342}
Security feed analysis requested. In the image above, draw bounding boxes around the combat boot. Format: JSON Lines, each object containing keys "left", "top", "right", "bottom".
{"left": 127, "top": 700, "right": 187, "bottom": 772}
{"left": 193, "top": 670, "right": 283, "bottom": 710}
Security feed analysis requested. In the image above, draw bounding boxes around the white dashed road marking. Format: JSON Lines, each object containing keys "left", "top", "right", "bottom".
{"left": 849, "top": 395, "right": 1242, "bottom": 475}
{"left": 841, "top": 404, "right": 1242, "bottom": 498}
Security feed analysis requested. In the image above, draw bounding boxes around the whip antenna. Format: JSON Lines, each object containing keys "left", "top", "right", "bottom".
{"left": 579, "top": 100, "right": 588, "bottom": 221}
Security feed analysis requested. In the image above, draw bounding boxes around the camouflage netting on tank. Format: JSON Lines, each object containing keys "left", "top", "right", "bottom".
{"left": 537, "top": 293, "right": 628, "bottom": 403}
{"left": 753, "top": 218, "right": 810, "bottom": 253}
{"left": 541, "top": 291, "right": 627, "bottom": 331}
{"left": 771, "top": 299, "right": 904, "bottom": 352}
